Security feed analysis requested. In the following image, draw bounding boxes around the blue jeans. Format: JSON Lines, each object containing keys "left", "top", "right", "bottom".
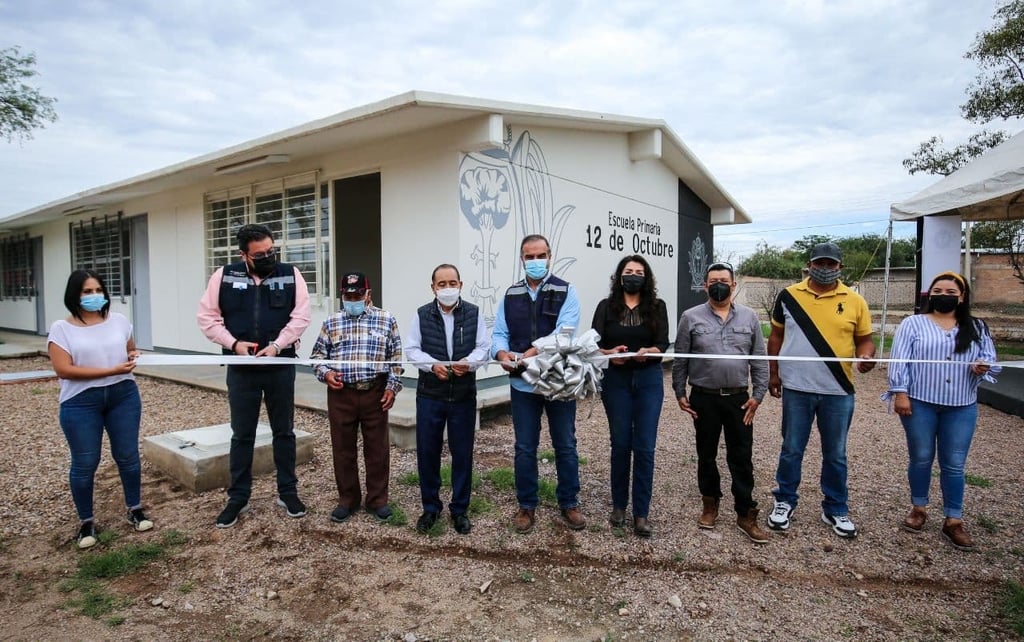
{"left": 600, "top": 365, "right": 663, "bottom": 518}
{"left": 773, "top": 388, "right": 855, "bottom": 516}
{"left": 509, "top": 387, "right": 580, "bottom": 510}
{"left": 416, "top": 395, "right": 477, "bottom": 515}
{"left": 59, "top": 380, "right": 143, "bottom": 522}
{"left": 226, "top": 365, "right": 298, "bottom": 502}
{"left": 900, "top": 400, "right": 977, "bottom": 519}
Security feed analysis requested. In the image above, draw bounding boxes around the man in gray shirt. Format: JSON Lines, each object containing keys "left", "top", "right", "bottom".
{"left": 672, "top": 262, "right": 770, "bottom": 544}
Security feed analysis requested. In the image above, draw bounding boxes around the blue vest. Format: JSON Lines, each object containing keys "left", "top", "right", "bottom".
{"left": 218, "top": 260, "right": 297, "bottom": 357}
{"left": 504, "top": 275, "right": 569, "bottom": 355}
{"left": 416, "top": 299, "right": 479, "bottom": 402}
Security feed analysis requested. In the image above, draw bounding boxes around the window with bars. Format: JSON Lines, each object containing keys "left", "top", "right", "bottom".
{"left": 204, "top": 172, "right": 330, "bottom": 295}
{"left": 70, "top": 215, "right": 131, "bottom": 297}
{"left": 0, "top": 235, "right": 34, "bottom": 299}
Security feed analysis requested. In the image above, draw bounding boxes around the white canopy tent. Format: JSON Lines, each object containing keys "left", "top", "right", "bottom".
{"left": 882, "top": 129, "right": 1024, "bottom": 355}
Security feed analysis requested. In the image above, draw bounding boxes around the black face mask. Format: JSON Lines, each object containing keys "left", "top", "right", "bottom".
{"left": 708, "top": 282, "right": 732, "bottom": 302}
{"left": 930, "top": 294, "right": 959, "bottom": 314}
{"left": 251, "top": 254, "right": 277, "bottom": 278}
{"left": 621, "top": 275, "right": 645, "bottom": 294}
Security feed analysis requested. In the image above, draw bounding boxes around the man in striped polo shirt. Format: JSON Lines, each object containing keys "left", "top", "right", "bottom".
{"left": 765, "top": 242, "right": 876, "bottom": 539}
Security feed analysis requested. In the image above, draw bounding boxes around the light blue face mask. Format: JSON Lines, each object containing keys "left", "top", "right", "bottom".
{"left": 524, "top": 258, "right": 549, "bottom": 280}
{"left": 80, "top": 293, "right": 108, "bottom": 312}
{"left": 343, "top": 299, "right": 366, "bottom": 317}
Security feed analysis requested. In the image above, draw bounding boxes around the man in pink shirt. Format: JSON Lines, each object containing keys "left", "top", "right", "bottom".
{"left": 198, "top": 224, "right": 311, "bottom": 528}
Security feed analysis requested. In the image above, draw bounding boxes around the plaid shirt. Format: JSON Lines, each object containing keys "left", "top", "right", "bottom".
{"left": 310, "top": 306, "right": 403, "bottom": 393}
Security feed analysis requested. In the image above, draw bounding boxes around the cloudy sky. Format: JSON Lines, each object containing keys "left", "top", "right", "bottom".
{"left": 0, "top": 0, "right": 1015, "bottom": 259}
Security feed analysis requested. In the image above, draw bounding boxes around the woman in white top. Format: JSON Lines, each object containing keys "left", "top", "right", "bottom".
{"left": 47, "top": 269, "right": 153, "bottom": 549}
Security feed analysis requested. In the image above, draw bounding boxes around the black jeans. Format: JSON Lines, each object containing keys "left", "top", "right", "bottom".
{"left": 226, "top": 365, "right": 298, "bottom": 502}
{"left": 691, "top": 390, "right": 756, "bottom": 515}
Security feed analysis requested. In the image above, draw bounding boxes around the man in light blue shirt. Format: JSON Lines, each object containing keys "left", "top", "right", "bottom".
{"left": 491, "top": 234, "right": 584, "bottom": 534}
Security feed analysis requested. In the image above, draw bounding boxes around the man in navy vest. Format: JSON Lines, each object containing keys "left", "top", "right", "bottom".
{"left": 406, "top": 264, "right": 490, "bottom": 535}
{"left": 198, "top": 223, "right": 311, "bottom": 528}
{"left": 491, "top": 234, "right": 585, "bottom": 534}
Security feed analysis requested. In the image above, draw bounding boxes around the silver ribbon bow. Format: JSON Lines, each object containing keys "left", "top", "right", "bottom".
{"left": 520, "top": 328, "right": 607, "bottom": 400}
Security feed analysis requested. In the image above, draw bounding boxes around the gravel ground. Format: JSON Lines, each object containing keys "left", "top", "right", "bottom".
{"left": 1, "top": 354, "right": 1024, "bottom": 641}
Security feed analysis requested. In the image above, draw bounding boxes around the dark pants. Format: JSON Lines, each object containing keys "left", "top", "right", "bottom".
{"left": 416, "top": 395, "right": 476, "bottom": 515}
{"left": 510, "top": 387, "right": 580, "bottom": 510}
{"left": 327, "top": 379, "right": 390, "bottom": 510}
{"left": 691, "top": 390, "right": 756, "bottom": 515}
{"left": 226, "top": 365, "right": 298, "bottom": 502}
{"left": 600, "top": 365, "right": 663, "bottom": 518}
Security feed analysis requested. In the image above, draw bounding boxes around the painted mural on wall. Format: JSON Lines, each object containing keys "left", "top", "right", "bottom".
{"left": 688, "top": 234, "right": 710, "bottom": 292}
{"left": 458, "top": 128, "right": 577, "bottom": 326}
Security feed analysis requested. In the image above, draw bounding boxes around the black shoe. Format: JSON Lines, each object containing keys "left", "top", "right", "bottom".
{"left": 77, "top": 521, "right": 98, "bottom": 550}
{"left": 371, "top": 505, "right": 393, "bottom": 521}
{"left": 215, "top": 500, "right": 250, "bottom": 528}
{"left": 330, "top": 505, "right": 353, "bottom": 523}
{"left": 126, "top": 508, "right": 154, "bottom": 532}
{"left": 276, "top": 495, "right": 307, "bottom": 518}
{"left": 452, "top": 513, "right": 472, "bottom": 535}
{"left": 416, "top": 511, "right": 439, "bottom": 533}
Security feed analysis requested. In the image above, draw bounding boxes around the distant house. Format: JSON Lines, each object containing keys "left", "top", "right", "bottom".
{"left": 0, "top": 91, "right": 749, "bottom": 380}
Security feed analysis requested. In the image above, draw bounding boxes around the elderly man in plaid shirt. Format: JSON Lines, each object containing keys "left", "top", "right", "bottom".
{"left": 310, "top": 271, "right": 403, "bottom": 524}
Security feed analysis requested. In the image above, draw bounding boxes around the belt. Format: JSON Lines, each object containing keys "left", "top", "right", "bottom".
{"left": 691, "top": 385, "right": 748, "bottom": 396}
{"left": 347, "top": 375, "right": 385, "bottom": 391}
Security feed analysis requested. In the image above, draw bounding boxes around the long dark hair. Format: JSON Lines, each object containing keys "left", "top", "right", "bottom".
{"left": 63, "top": 269, "right": 111, "bottom": 322}
{"left": 922, "top": 271, "right": 985, "bottom": 353}
{"left": 607, "top": 254, "right": 663, "bottom": 336}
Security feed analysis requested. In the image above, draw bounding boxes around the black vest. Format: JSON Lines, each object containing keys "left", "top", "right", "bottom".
{"left": 416, "top": 299, "right": 479, "bottom": 402}
{"left": 504, "top": 275, "right": 569, "bottom": 357}
{"left": 218, "top": 260, "right": 297, "bottom": 357}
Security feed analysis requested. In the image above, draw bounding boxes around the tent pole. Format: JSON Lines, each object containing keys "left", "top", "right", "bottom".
{"left": 880, "top": 219, "right": 894, "bottom": 360}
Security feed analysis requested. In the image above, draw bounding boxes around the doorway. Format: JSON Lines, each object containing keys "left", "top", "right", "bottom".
{"left": 333, "top": 173, "right": 383, "bottom": 306}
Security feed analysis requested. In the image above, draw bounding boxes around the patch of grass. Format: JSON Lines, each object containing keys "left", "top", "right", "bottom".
{"left": 63, "top": 583, "right": 130, "bottom": 619}
{"left": 577, "top": 456, "right": 589, "bottom": 466}
{"left": 399, "top": 471, "right": 420, "bottom": 486}
{"left": 996, "top": 340, "right": 1024, "bottom": 358}
{"left": 439, "top": 464, "right": 481, "bottom": 490}
{"left": 537, "top": 449, "right": 556, "bottom": 462}
{"left": 467, "top": 496, "right": 494, "bottom": 516}
{"left": 483, "top": 468, "right": 515, "bottom": 491}
{"left": 966, "top": 473, "right": 994, "bottom": 488}
{"left": 518, "top": 570, "right": 535, "bottom": 583}
{"left": 177, "top": 580, "right": 195, "bottom": 594}
{"left": 977, "top": 514, "right": 1001, "bottom": 534}
{"left": 425, "top": 516, "right": 447, "bottom": 538}
{"left": 672, "top": 552, "right": 686, "bottom": 563}
{"left": 77, "top": 542, "right": 166, "bottom": 579}
{"left": 161, "top": 530, "right": 188, "bottom": 546}
{"left": 385, "top": 504, "right": 408, "bottom": 527}
{"left": 105, "top": 615, "right": 126, "bottom": 626}
{"left": 999, "top": 579, "right": 1024, "bottom": 636}
{"left": 30, "top": 387, "right": 46, "bottom": 395}
{"left": 612, "top": 526, "right": 628, "bottom": 538}
{"left": 96, "top": 529, "right": 119, "bottom": 546}
{"left": 537, "top": 478, "right": 557, "bottom": 505}
{"left": 1009, "top": 547, "right": 1024, "bottom": 558}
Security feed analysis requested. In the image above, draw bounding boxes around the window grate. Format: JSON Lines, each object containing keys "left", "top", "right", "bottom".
{"left": 0, "top": 234, "right": 34, "bottom": 299}
{"left": 70, "top": 214, "right": 130, "bottom": 297}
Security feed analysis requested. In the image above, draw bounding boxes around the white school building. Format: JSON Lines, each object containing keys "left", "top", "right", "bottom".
{"left": 0, "top": 91, "right": 749, "bottom": 380}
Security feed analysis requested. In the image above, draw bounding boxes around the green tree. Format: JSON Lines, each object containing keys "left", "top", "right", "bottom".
{"left": 0, "top": 46, "right": 58, "bottom": 142}
{"left": 737, "top": 241, "right": 803, "bottom": 280}
{"left": 903, "top": 1, "right": 1023, "bottom": 175}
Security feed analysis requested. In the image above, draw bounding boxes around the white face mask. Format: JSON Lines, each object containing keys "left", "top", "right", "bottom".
{"left": 436, "top": 287, "right": 460, "bottom": 307}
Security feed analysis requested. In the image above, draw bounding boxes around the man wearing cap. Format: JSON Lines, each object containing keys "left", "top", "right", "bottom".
{"left": 673, "top": 261, "right": 771, "bottom": 544}
{"left": 198, "top": 223, "right": 311, "bottom": 528}
{"left": 491, "top": 234, "right": 585, "bottom": 534}
{"left": 310, "top": 271, "right": 403, "bottom": 524}
{"left": 405, "top": 264, "right": 490, "bottom": 535}
{"left": 766, "top": 242, "right": 875, "bottom": 539}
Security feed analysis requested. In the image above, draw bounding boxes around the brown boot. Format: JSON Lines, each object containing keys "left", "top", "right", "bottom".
{"left": 902, "top": 506, "right": 927, "bottom": 533}
{"left": 698, "top": 496, "right": 719, "bottom": 529}
{"left": 513, "top": 508, "right": 535, "bottom": 534}
{"left": 560, "top": 507, "right": 586, "bottom": 531}
{"left": 942, "top": 518, "right": 975, "bottom": 551}
{"left": 737, "top": 508, "right": 770, "bottom": 544}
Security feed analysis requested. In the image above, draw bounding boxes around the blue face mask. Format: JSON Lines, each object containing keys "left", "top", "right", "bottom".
{"left": 343, "top": 300, "right": 366, "bottom": 317}
{"left": 80, "top": 294, "right": 107, "bottom": 312}
{"left": 524, "top": 258, "right": 549, "bottom": 280}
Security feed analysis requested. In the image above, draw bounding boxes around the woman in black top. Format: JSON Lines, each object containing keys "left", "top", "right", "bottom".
{"left": 591, "top": 255, "right": 669, "bottom": 537}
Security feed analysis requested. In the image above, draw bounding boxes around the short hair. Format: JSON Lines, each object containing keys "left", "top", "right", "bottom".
{"left": 237, "top": 223, "right": 274, "bottom": 253}
{"left": 431, "top": 263, "right": 461, "bottom": 283}
{"left": 520, "top": 234, "right": 550, "bottom": 255}
{"left": 705, "top": 261, "right": 735, "bottom": 280}
{"left": 63, "top": 269, "right": 111, "bottom": 322}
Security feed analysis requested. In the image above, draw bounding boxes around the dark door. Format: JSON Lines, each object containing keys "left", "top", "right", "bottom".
{"left": 333, "top": 173, "right": 383, "bottom": 306}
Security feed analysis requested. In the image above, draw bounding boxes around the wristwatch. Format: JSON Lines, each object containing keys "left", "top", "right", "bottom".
{"left": 270, "top": 341, "right": 282, "bottom": 352}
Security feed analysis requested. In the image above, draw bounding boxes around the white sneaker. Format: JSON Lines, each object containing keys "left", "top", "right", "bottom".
{"left": 767, "top": 501, "right": 793, "bottom": 531}
{"left": 822, "top": 512, "right": 858, "bottom": 538}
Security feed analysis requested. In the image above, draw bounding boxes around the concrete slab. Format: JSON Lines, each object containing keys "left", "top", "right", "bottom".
{"left": 142, "top": 423, "right": 314, "bottom": 493}
{"left": 0, "top": 370, "right": 56, "bottom": 384}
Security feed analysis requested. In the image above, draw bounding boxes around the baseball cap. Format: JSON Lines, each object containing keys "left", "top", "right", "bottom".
{"left": 810, "top": 242, "right": 842, "bottom": 262}
{"left": 341, "top": 271, "right": 370, "bottom": 293}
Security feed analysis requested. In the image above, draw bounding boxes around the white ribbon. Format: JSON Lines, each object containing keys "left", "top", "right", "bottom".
{"left": 519, "top": 328, "right": 607, "bottom": 401}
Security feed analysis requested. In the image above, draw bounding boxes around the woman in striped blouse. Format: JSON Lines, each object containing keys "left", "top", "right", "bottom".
{"left": 886, "top": 271, "right": 999, "bottom": 551}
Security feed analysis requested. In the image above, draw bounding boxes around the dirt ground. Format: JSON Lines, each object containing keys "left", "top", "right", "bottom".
{"left": 1, "top": 355, "right": 1024, "bottom": 641}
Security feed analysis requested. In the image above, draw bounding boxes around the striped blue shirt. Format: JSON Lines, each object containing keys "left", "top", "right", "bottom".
{"left": 886, "top": 314, "right": 999, "bottom": 407}
{"left": 309, "top": 306, "right": 404, "bottom": 393}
